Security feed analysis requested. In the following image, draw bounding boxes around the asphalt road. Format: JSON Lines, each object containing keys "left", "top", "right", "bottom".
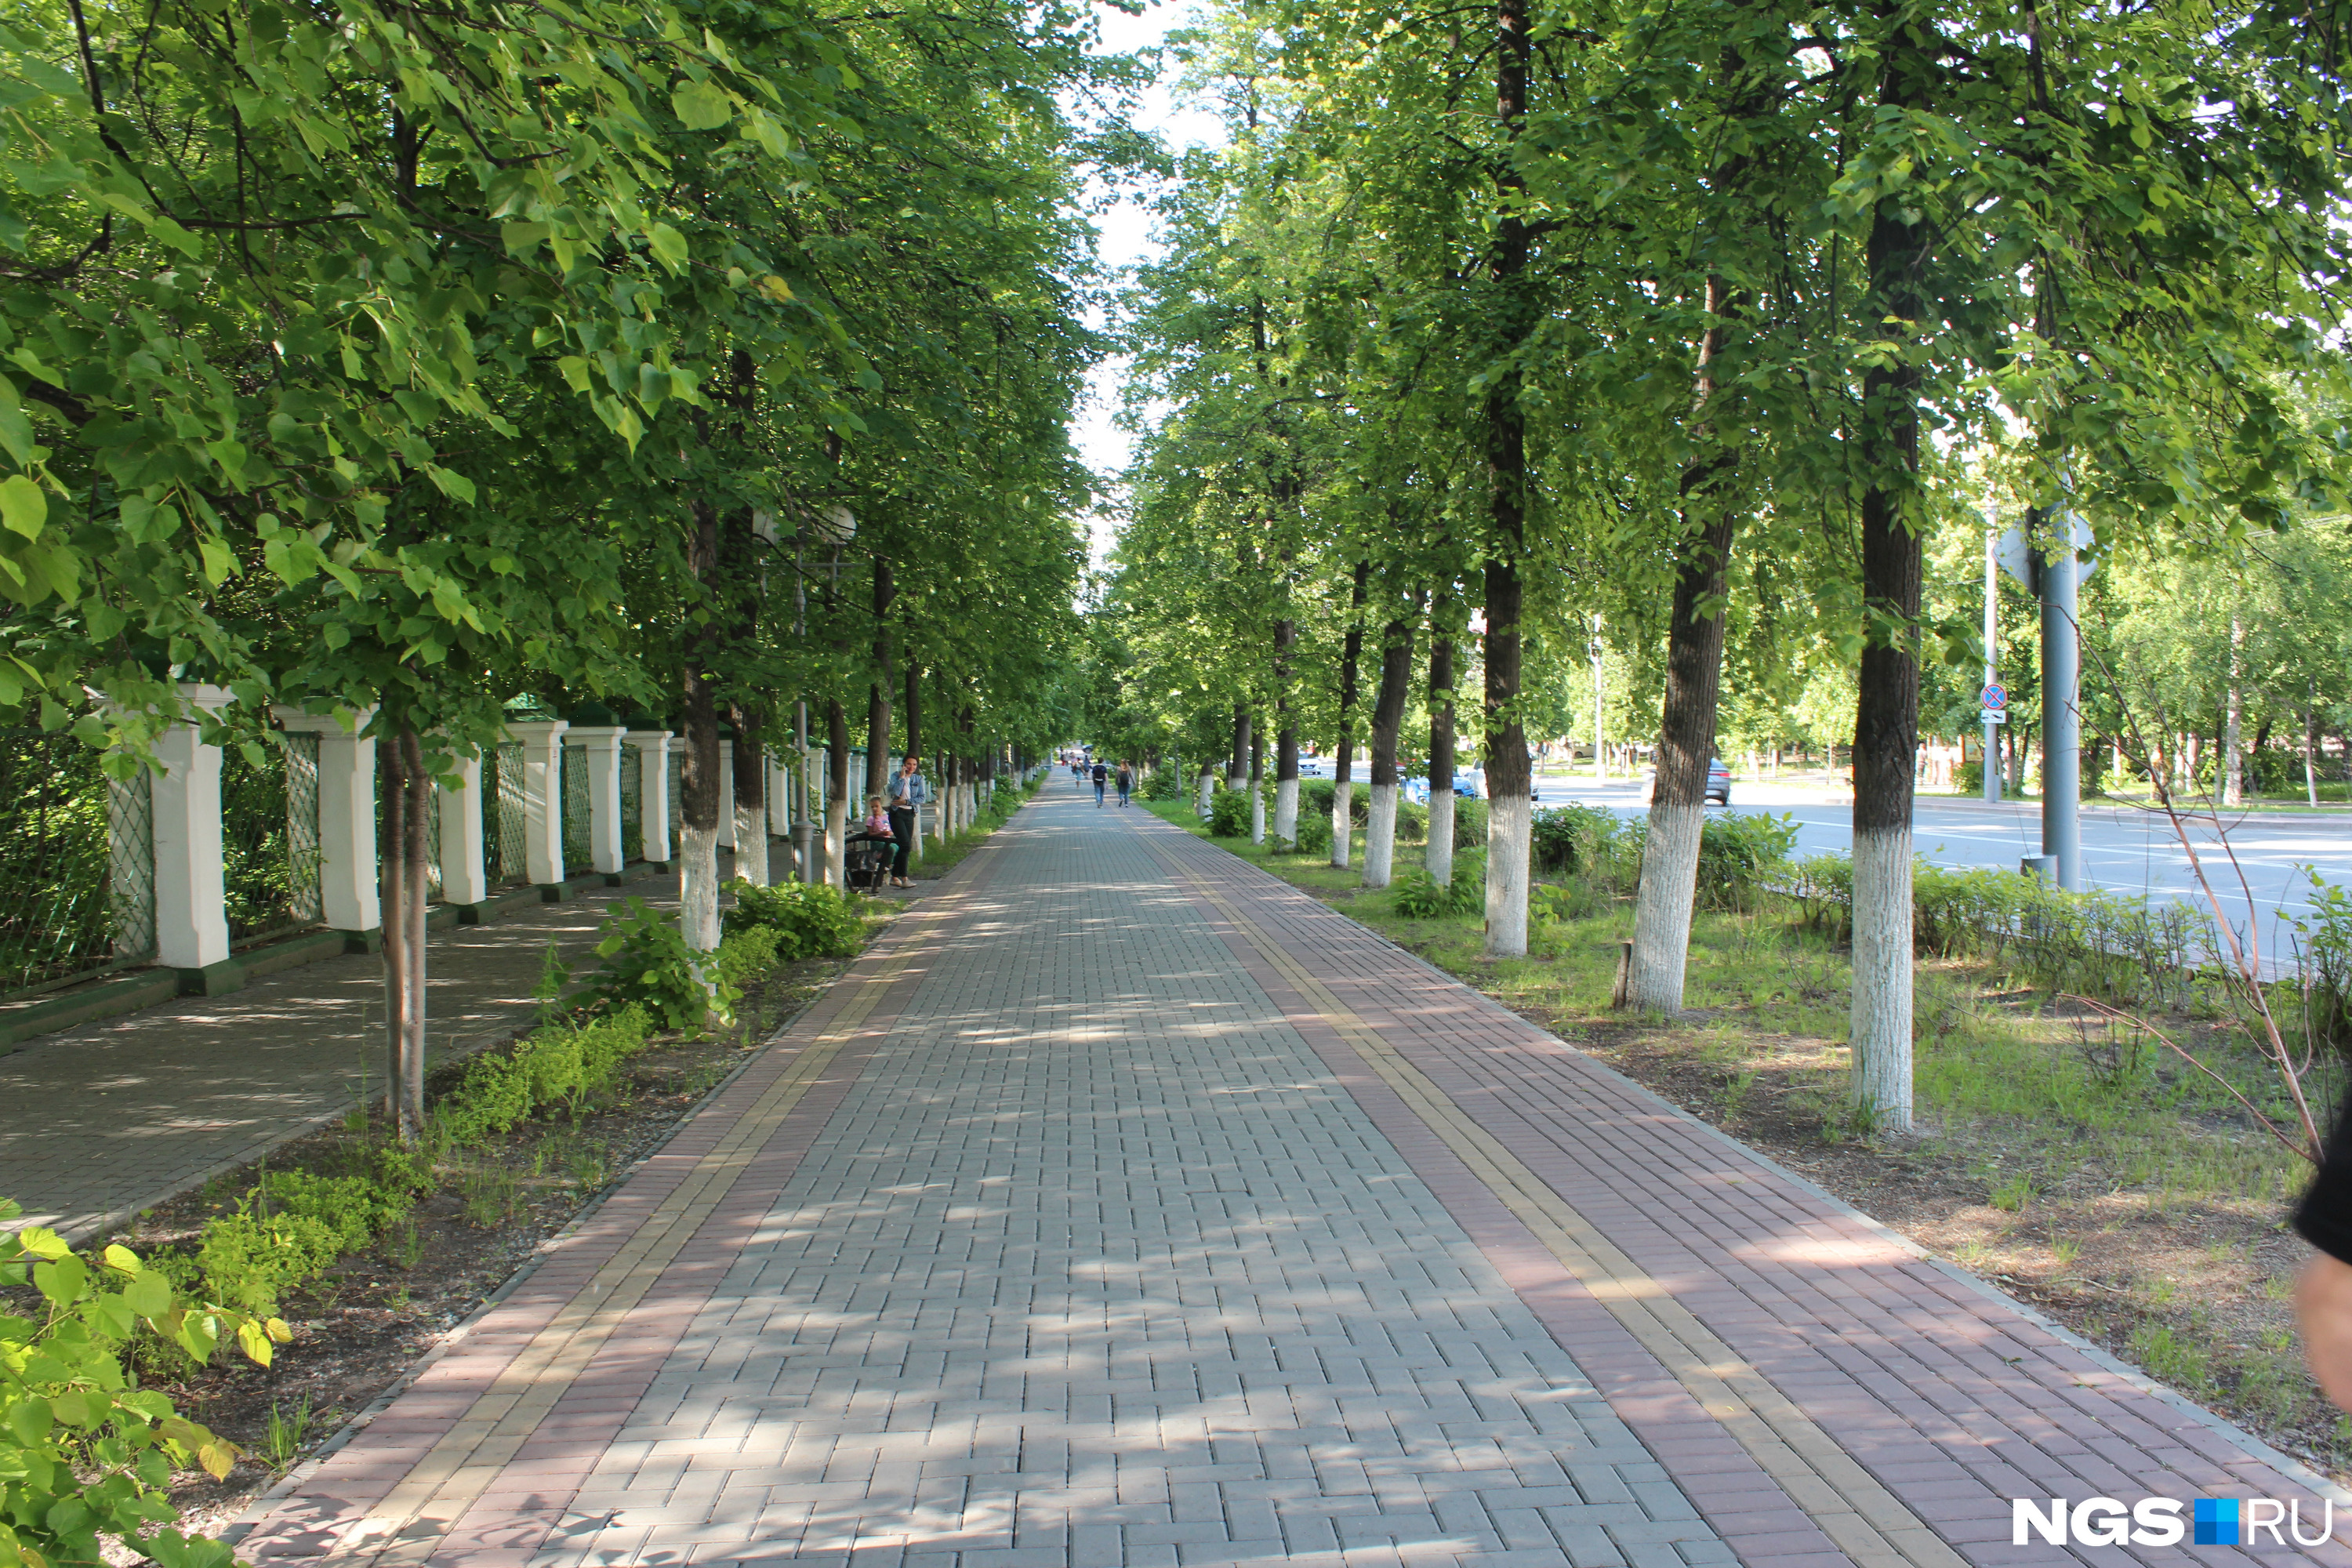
{"left": 1534, "top": 769, "right": 2352, "bottom": 975}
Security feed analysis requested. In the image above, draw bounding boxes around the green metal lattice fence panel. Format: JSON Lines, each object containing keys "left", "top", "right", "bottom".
{"left": 0, "top": 732, "right": 151, "bottom": 995}
{"left": 619, "top": 746, "right": 643, "bottom": 862}
{"left": 667, "top": 747, "right": 681, "bottom": 844}
{"left": 107, "top": 768, "right": 155, "bottom": 968}
{"left": 561, "top": 743, "right": 591, "bottom": 870}
{"left": 222, "top": 732, "right": 321, "bottom": 946}
{"left": 488, "top": 740, "right": 528, "bottom": 884}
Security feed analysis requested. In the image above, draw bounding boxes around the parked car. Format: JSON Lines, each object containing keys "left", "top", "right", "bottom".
{"left": 1399, "top": 766, "right": 1539, "bottom": 804}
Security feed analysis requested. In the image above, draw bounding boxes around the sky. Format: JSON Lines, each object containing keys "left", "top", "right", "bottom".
{"left": 1068, "top": 0, "right": 1228, "bottom": 572}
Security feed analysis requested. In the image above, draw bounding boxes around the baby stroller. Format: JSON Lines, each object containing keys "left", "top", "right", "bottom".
{"left": 844, "top": 833, "right": 895, "bottom": 891}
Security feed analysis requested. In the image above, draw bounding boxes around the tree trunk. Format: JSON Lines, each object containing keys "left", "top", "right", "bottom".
{"left": 680, "top": 500, "right": 724, "bottom": 953}
{"left": 1427, "top": 622, "right": 1457, "bottom": 885}
{"left": 1849, "top": 52, "right": 1932, "bottom": 1133}
{"left": 1274, "top": 618, "right": 1300, "bottom": 845}
{"left": 731, "top": 724, "right": 768, "bottom": 887}
{"left": 378, "top": 733, "right": 420, "bottom": 1141}
{"left": 399, "top": 728, "right": 429, "bottom": 1134}
{"left": 1250, "top": 724, "right": 1266, "bottom": 844}
{"left": 1628, "top": 278, "right": 1740, "bottom": 1013}
{"left": 2306, "top": 688, "right": 2321, "bottom": 807}
{"left": 1229, "top": 704, "right": 1250, "bottom": 791}
{"left": 2224, "top": 614, "right": 2245, "bottom": 806}
{"left": 825, "top": 699, "right": 850, "bottom": 889}
{"left": 1331, "top": 560, "right": 1370, "bottom": 867}
{"left": 1480, "top": 0, "right": 1534, "bottom": 959}
{"left": 904, "top": 662, "right": 924, "bottom": 864}
{"left": 1363, "top": 609, "right": 1416, "bottom": 888}
{"left": 867, "top": 561, "right": 895, "bottom": 803}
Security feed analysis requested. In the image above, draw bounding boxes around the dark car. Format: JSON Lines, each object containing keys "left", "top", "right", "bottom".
{"left": 1707, "top": 758, "right": 1731, "bottom": 805}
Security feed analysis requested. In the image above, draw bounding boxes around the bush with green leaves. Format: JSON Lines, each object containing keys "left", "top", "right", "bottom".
{"left": 1532, "top": 804, "right": 1624, "bottom": 875}
{"left": 1393, "top": 855, "right": 1486, "bottom": 918}
{"left": 194, "top": 1148, "right": 438, "bottom": 1315}
{"left": 1451, "top": 797, "right": 1488, "bottom": 848}
{"left": 1207, "top": 786, "right": 1254, "bottom": 838}
{"left": 721, "top": 878, "right": 868, "bottom": 959}
{"left": 1142, "top": 769, "right": 1183, "bottom": 800}
{"left": 434, "top": 1006, "right": 656, "bottom": 1147}
{"left": 1693, "top": 812, "right": 1799, "bottom": 912}
{"left": 1293, "top": 808, "right": 1334, "bottom": 856}
{"left": 586, "top": 898, "right": 737, "bottom": 1032}
{"left": 2, "top": 1200, "right": 281, "bottom": 1568}
{"left": 1394, "top": 798, "right": 1428, "bottom": 842}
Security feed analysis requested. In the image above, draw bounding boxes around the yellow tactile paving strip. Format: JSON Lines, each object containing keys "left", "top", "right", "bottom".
{"left": 1153, "top": 851, "right": 1968, "bottom": 1568}
{"left": 318, "top": 848, "right": 1007, "bottom": 1568}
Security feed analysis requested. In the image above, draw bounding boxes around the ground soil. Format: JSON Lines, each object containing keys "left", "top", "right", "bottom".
{"left": 89, "top": 946, "right": 857, "bottom": 1550}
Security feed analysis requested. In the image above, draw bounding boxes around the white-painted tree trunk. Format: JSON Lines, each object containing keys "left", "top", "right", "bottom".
{"left": 2224, "top": 615, "right": 2245, "bottom": 806}
{"left": 1425, "top": 793, "right": 1454, "bottom": 884}
{"left": 1197, "top": 769, "right": 1215, "bottom": 815}
{"left": 1625, "top": 801, "right": 1704, "bottom": 1013}
{"left": 680, "top": 824, "right": 721, "bottom": 953}
{"left": 733, "top": 798, "right": 769, "bottom": 887}
{"left": 823, "top": 795, "right": 848, "bottom": 891}
{"left": 1330, "top": 781, "right": 1352, "bottom": 868}
{"left": 1484, "top": 796, "right": 1530, "bottom": 956}
{"left": 1273, "top": 779, "right": 1298, "bottom": 845}
{"left": 1250, "top": 782, "right": 1265, "bottom": 844}
{"left": 1849, "top": 826, "right": 1914, "bottom": 1132}
{"left": 1363, "top": 784, "right": 1398, "bottom": 887}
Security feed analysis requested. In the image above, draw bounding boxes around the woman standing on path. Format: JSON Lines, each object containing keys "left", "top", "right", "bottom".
{"left": 885, "top": 755, "right": 928, "bottom": 888}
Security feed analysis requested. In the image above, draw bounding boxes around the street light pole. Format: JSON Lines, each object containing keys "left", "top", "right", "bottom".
{"left": 1984, "top": 524, "right": 2002, "bottom": 804}
{"left": 2041, "top": 507, "right": 2082, "bottom": 891}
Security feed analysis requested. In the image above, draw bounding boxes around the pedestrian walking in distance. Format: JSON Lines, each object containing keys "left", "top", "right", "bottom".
{"left": 1091, "top": 759, "right": 1109, "bottom": 806}
{"left": 1116, "top": 760, "right": 1134, "bottom": 808}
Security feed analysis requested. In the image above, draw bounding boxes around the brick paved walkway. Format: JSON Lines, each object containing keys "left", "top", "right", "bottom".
{"left": 231, "top": 791, "right": 2350, "bottom": 1567}
{"left": 1, "top": 872, "right": 688, "bottom": 1243}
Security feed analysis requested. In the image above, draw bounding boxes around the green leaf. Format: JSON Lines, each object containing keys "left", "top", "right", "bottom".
{"left": 0, "top": 473, "right": 45, "bottom": 538}
{"left": 647, "top": 223, "right": 688, "bottom": 272}
{"left": 671, "top": 81, "right": 733, "bottom": 130}
{"left": 124, "top": 1269, "right": 172, "bottom": 1319}
{"left": 198, "top": 535, "right": 236, "bottom": 586}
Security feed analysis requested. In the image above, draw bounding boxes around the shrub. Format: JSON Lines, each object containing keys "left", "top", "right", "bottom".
{"left": 722, "top": 878, "right": 868, "bottom": 959}
{"left": 1207, "top": 786, "right": 1253, "bottom": 838}
{"left": 196, "top": 1163, "right": 423, "bottom": 1315}
{"left": 1142, "top": 769, "right": 1182, "bottom": 800}
{"left": 2, "top": 1200, "right": 272, "bottom": 1568}
{"left": 436, "top": 1006, "right": 655, "bottom": 1146}
{"left": 1533, "top": 804, "right": 1622, "bottom": 875}
{"left": 1294, "top": 809, "right": 1333, "bottom": 855}
{"left": 1693, "top": 811, "right": 1799, "bottom": 911}
{"left": 716, "top": 924, "right": 785, "bottom": 989}
{"left": 1452, "top": 797, "right": 1488, "bottom": 848}
{"left": 1394, "top": 855, "right": 1486, "bottom": 918}
{"left": 1395, "top": 798, "right": 1428, "bottom": 842}
{"left": 586, "top": 898, "right": 736, "bottom": 1031}
{"left": 1955, "top": 759, "right": 1984, "bottom": 793}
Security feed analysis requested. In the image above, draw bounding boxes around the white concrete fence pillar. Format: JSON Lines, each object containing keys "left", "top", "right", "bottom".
{"left": 436, "top": 749, "right": 490, "bottom": 920}
{"left": 569, "top": 723, "right": 627, "bottom": 878}
{"left": 155, "top": 684, "right": 239, "bottom": 994}
{"left": 624, "top": 730, "right": 672, "bottom": 866}
{"left": 503, "top": 718, "right": 569, "bottom": 895}
{"left": 274, "top": 706, "right": 381, "bottom": 950}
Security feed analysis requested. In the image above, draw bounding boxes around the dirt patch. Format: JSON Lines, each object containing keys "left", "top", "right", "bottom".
{"left": 88, "top": 949, "right": 853, "bottom": 1546}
